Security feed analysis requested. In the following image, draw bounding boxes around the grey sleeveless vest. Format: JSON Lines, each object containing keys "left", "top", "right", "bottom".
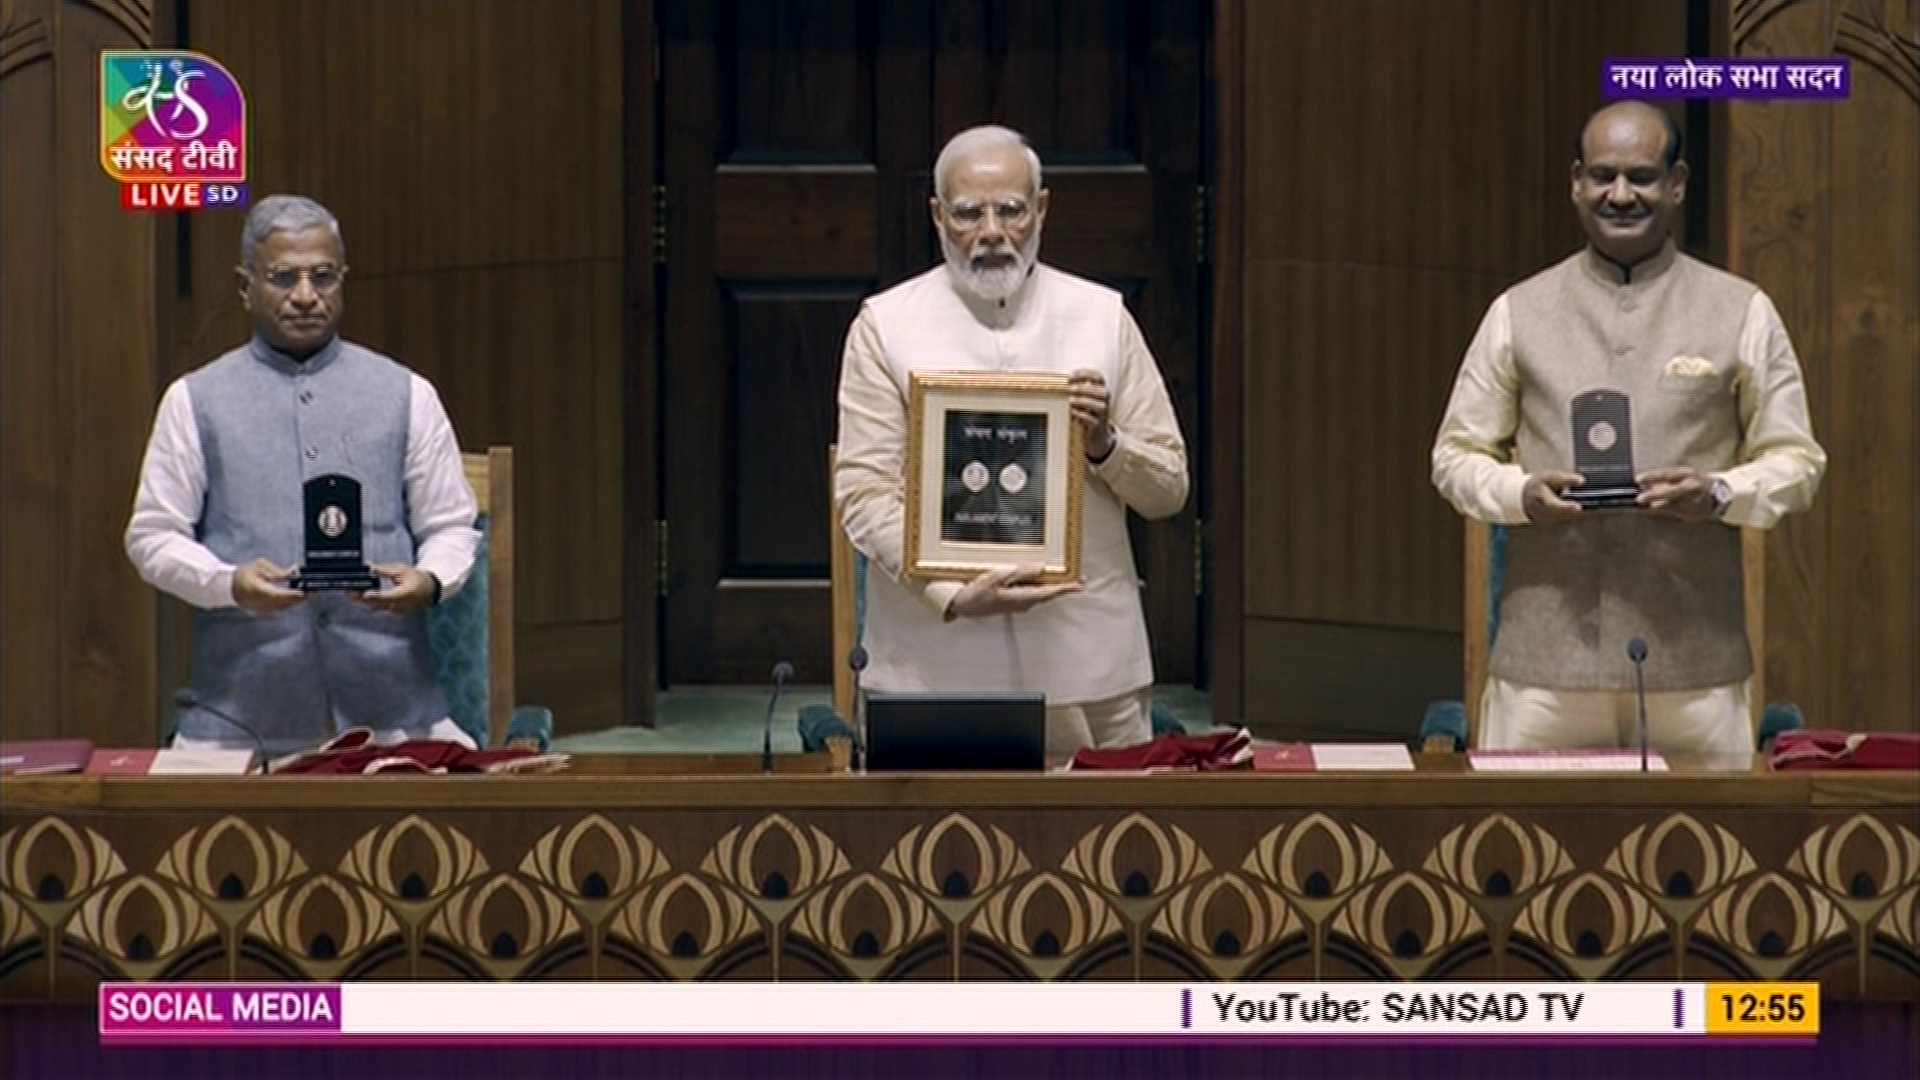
{"left": 183, "top": 336, "right": 448, "bottom": 747}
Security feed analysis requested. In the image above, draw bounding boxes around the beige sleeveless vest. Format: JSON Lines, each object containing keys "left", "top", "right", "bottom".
{"left": 1494, "top": 243, "right": 1757, "bottom": 692}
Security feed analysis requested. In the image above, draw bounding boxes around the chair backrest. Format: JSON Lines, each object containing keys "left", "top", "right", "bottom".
{"left": 828, "top": 445, "right": 867, "bottom": 721}
{"left": 1461, "top": 517, "right": 1768, "bottom": 744}
{"left": 426, "top": 447, "right": 516, "bottom": 748}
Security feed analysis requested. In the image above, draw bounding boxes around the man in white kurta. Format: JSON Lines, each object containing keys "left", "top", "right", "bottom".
{"left": 835, "top": 125, "right": 1189, "bottom": 755}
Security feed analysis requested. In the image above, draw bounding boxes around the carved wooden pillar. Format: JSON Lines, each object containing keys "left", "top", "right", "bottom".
{"left": 1725, "top": 0, "right": 1920, "bottom": 733}
{"left": 1, "top": 0, "right": 160, "bottom": 743}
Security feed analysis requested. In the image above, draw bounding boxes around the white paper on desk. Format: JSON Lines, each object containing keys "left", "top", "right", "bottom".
{"left": 1309, "top": 743, "right": 1415, "bottom": 770}
{"left": 149, "top": 747, "right": 256, "bottom": 775}
{"left": 1468, "top": 750, "right": 1669, "bottom": 772}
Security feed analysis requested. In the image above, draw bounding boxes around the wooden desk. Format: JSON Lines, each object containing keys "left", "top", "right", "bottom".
{"left": 3, "top": 754, "right": 1915, "bottom": 1003}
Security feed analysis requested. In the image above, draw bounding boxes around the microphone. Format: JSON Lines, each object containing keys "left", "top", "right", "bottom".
{"left": 172, "top": 689, "right": 266, "bottom": 773}
{"left": 1626, "top": 637, "right": 1650, "bottom": 772}
{"left": 848, "top": 646, "right": 870, "bottom": 771}
{"left": 763, "top": 661, "right": 794, "bottom": 774}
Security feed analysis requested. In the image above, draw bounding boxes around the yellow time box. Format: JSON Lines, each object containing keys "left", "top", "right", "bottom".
{"left": 1704, "top": 983, "right": 1820, "bottom": 1036}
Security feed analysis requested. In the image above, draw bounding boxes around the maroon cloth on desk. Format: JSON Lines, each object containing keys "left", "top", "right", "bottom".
{"left": 268, "top": 729, "right": 570, "bottom": 775}
{"left": 1769, "top": 729, "right": 1920, "bottom": 771}
{"left": 1067, "top": 728, "right": 1253, "bottom": 772}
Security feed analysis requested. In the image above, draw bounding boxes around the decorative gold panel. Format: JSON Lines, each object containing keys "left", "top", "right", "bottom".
{"left": 2, "top": 808, "right": 1916, "bottom": 998}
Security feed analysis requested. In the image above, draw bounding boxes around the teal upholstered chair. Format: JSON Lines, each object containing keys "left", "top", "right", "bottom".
{"left": 425, "top": 448, "right": 553, "bottom": 750}
{"left": 805, "top": 445, "right": 1183, "bottom": 751}
{"left": 1419, "top": 518, "right": 1802, "bottom": 752}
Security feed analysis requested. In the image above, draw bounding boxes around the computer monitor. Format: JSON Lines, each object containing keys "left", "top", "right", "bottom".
{"left": 863, "top": 691, "right": 1047, "bottom": 772}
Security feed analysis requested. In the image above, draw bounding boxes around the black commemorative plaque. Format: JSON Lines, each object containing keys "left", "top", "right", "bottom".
{"left": 293, "top": 473, "right": 380, "bottom": 591}
{"left": 1566, "top": 389, "right": 1642, "bottom": 510}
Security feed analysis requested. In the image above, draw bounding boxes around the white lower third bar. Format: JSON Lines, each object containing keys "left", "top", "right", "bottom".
{"left": 340, "top": 983, "right": 1709, "bottom": 1036}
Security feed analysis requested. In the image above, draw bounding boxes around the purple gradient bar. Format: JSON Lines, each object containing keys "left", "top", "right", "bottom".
{"left": 1603, "top": 58, "right": 1850, "bottom": 99}
{"left": 99, "top": 983, "right": 343, "bottom": 1036}
{"left": 29, "top": 1001, "right": 1908, "bottom": 1080}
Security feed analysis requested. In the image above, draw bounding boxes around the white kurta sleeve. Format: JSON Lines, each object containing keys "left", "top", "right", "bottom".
{"left": 1087, "top": 311, "right": 1189, "bottom": 519}
{"left": 404, "top": 375, "right": 482, "bottom": 597}
{"left": 834, "top": 305, "right": 966, "bottom": 617}
{"left": 1431, "top": 294, "right": 1532, "bottom": 525}
{"left": 125, "top": 378, "right": 241, "bottom": 610}
{"left": 1714, "top": 292, "right": 1826, "bottom": 529}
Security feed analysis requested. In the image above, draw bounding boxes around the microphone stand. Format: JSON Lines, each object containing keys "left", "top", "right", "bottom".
{"left": 848, "top": 646, "right": 869, "bottom": 773}
{"left": 172, "top": 689, "right": 269, "bottom": 774}
{"left": 1635, "top": 664, "right": 1649, "bottom": 773}
{"left": 1627, "top": 639, "right": 1650, "bottom": 773}
{"left": 763, "top": 662, "right": 794, "bottom": 775}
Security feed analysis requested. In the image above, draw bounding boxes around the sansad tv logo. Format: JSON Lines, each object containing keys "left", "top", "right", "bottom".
{"left": 100, "top": 51, "right": 249, "bottom": 213}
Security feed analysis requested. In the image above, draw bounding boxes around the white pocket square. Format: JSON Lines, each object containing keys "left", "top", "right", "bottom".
{"left": 1664, "top": 355, "right": 1717, "bottom": 379}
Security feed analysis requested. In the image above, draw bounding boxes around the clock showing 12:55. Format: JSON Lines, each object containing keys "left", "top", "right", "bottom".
{"left": 1705, "top": 983, "right": 1819, "bottom": 1035}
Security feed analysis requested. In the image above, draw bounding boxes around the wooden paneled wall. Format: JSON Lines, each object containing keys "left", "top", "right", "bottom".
{"left": 7, "top": 1, "right": 1913, "bottom": 746}
{"left": 165, "top": 0, "right": 632, "bottom": 734}
{"left": 1216, "top": 0, "right": 1916, "bottom": 739}
{"left": 1216, "top": 0, "right": 1693, "bottom": 735}
{"left": 1725, "top": 0, "right": 1919, "bottom": 734}
{"left": 0, "top": 0, "right": 161, "bottom": 744}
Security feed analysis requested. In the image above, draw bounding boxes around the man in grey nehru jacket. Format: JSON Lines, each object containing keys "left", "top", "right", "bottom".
{"left": 1431, "top": 101, "right": 1826, "bottom": 756}
{"left": 126, "top": 194, "right": 481, "bottom": 753}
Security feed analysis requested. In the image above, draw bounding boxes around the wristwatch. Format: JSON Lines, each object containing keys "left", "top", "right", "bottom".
{"left": 1708, "top": 476, "right": 1733, "bottom": 520}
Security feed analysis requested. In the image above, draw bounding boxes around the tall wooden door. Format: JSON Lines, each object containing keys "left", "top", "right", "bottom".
{"left": 657, "top": 0, "right": 1206, "bottom": 687}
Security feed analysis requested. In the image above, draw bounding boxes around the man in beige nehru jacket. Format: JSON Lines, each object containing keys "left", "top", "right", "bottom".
{"left": 835, "top": 124, "right": 1189, "bottom": 755}
{"left": 1431, "top": 101, "right": 1826, "bottom": 755}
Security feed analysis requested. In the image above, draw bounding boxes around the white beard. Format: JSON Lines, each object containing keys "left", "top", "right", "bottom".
{"left": 942, "top": 226, "right": 1042, "bottom": 301}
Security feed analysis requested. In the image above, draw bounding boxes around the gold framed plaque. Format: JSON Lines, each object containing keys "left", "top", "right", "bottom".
{"left": 904, "top": 370, "right": 1084, "bottom": 583}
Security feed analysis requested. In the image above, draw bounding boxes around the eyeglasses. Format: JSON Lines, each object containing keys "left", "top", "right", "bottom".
{"left": 258, "top": 265, "right": 345, "bottom": 292}
{"left": 943, "top": 199, "right": 1032, "bottom": 229}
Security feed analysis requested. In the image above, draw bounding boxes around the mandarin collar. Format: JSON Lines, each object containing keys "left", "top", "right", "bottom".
{"left": 247, "top": 333, "right": 342, "bottom": 376}
{"left": 1580, "top": 238, "right": 1677, "bottom": 287}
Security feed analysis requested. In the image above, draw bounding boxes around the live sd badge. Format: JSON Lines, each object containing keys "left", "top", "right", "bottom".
{"left": 294, "top": 474, "right": 379, "bottom": 591}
